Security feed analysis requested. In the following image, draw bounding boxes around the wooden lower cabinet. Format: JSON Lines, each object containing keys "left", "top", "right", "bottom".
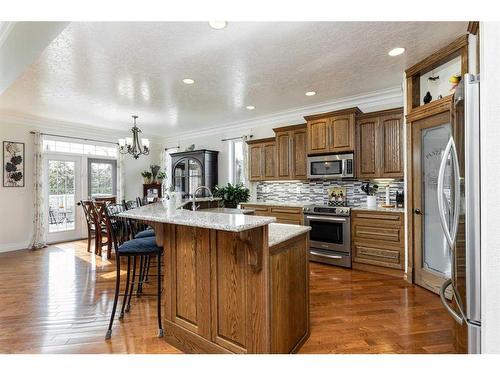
{"left": 161, "top": 223, "right": 310, "bottom": 353}
{"left": 351, "top": 210, "right": 405, "bottom": 273}
{"left": 240, "top": 204, "right": 304, "bottom": 225}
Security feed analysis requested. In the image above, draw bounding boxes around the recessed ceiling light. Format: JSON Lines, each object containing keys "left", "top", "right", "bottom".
{"left": 182, "top": 78, "right": 195, "bottom": 84}
{"left": 388, "top": 47, "right": 405, "bottom": 57}
{"left": 246, "top": 105, "right": 255, "bottom": 110}
{"left": 209, "top": 21, "right": 227, "bottom": 30}
{"left": 305, "top": 91, "right": 316, "bottom": 96}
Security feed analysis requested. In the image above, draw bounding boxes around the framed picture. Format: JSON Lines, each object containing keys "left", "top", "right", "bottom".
{"left": 3, "top": 141, "right": 25, "bottom": 187}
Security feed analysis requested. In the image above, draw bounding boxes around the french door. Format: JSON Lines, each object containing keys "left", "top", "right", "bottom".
{"left": 45, "top": 155, "right": 82, "bottom": 243}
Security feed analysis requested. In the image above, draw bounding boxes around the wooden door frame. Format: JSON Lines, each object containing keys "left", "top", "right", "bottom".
{"left": 406, "top": 96, "right": 454, "bottom": 288}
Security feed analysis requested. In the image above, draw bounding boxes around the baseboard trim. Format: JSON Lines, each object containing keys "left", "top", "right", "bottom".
{"left": 0, "top": 241, "right": 30, "bottom": 253}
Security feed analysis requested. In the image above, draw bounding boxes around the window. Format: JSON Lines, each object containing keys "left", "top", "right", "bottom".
{"left": 88, "top": 158, "right": 117, "bottom": 198}
{"left": 229, "top": 139, "right": 245, "bottom": 185}
{"left": 43, "top": 139, "right": 117, "bottom": 157}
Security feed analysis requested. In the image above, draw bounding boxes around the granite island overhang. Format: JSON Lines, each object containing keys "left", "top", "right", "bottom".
{"left": 120, "top": 202, "right": 311, "bottom": 354}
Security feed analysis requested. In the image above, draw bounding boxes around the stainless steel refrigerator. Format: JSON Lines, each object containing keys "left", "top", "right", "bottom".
{"left": 438, "top": 73, "right": 481, "bottom": 354}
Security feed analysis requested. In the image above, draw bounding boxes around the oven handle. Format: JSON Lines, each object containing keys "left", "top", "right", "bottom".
{"left": 305, "top": 215, "right": 347, "bottom": 222}
{"left": 310, "top": 251, "right": 344, "bottom": 259}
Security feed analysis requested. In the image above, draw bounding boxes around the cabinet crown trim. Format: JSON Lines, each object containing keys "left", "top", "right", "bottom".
{"left": 246, "top": 137, "right": 276, "bottom": 145}
{"left": 357, "top": 107, "right": 403, "bottom": 119}
{"left": 272, "top": 124, "right": 307, "bottom": 133}
{"left": 303, "top": 107, "right": 362, "bottom": 121}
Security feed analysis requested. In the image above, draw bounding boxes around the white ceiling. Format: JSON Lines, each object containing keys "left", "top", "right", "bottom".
{"left": 0, "top": 21, "right": 467, "bottom": 137}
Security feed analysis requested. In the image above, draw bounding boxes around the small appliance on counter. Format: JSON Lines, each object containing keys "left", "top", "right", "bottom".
{"left": 396, "top": 191, "right": 404, "bottom": 208}
{"left": 304, "top": 205, "right": 351, "bottom": 268}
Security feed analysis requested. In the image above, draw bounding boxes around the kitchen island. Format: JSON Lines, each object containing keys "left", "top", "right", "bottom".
{"left": 120, "top": 202, "right": 311, "bottom": 354}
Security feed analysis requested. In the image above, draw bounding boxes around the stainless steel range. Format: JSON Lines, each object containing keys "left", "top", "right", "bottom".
{"left": 303, "top": 205, "right": 351, "bottom": 268}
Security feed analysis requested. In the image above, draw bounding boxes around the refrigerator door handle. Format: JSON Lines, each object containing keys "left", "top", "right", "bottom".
{"left": 440, "top": 279, "right": 465, "bottom": 325}
{"left": 437, "top": 137, "right": 461, "bottom": 251}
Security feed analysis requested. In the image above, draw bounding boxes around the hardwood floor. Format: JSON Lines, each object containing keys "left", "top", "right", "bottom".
{"left": 0, "top": 240, "right": 457, "bottom": 354}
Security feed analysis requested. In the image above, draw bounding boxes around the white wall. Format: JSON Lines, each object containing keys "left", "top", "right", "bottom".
{"left": 480, "top": 22, "right": 500, "bottom": 354}
{"left": 0, "top": 124, "right": 35, "bottom": 251}
{"left": 122, "top": 145, "right": 162, "bottom": 201}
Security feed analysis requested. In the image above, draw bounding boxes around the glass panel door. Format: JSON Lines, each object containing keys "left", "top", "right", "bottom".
{"left": 46, "top": 155, "right": 81, "bottom": 242}
{"left": 421, "top": 124, "right": 453, "bottom": 277}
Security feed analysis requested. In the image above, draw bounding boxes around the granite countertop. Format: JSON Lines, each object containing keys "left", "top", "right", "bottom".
{"left": 177, "top": 197, "right": 222, "bottom": 208}
{"left": 119, "top": 201, "right": 275, "bottom": 232}
{"left": 351, "top": 205, "right": 405, "bottom": 213}
{"left": 201, "top": 207, "right": 255, "bottom": 215}
{"left": 268, "top": 223, "right": 311, "bottom": 248}
{"left": 243, "top": 201, "right": 313, "bottom": 208}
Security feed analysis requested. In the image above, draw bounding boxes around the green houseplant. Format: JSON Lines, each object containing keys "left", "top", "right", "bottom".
{"left": 212, "top": 183, "right": 250, "bottom": 208}
{"left": 141, "top": 171, "right": 152, "bottom": 184}
{"left": 157, "top": 171, "right": 166, "bottom": 184}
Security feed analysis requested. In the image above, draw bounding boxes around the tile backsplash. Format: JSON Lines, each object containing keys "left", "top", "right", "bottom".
{"left": 255, "top": 180, "right": 404, "bottom": 206}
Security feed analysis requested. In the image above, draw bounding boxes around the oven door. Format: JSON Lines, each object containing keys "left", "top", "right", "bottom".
{"left": 305, "top": 215, "right": 350, "bottom": 253}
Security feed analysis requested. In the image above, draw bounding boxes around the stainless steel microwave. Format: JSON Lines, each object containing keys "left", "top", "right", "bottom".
{"left": 307, "top": 153, "right": 354, "bottom": 179}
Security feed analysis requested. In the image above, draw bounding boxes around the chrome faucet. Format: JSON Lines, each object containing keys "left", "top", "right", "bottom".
{"left": 192, "top": 186, "right": 213, "bottom": 211}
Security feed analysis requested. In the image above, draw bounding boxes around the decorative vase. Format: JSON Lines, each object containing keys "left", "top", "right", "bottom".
{"left": 168, "top": 194, "right": 177, "bottom": 211}
{"left": 366, "top": 195, "right": 377, "bottom": 207}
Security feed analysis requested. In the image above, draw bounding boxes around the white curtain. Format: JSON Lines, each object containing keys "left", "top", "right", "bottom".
{"left": 116, "top": 149, "right": 125, "bottom": 202}
{"left": 29, "top": 132, "right": 47, "bottom": 249}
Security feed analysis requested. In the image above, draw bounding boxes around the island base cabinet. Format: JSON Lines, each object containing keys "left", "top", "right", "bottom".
{"left": 160, "top": 223, "right": 310, "bottom": 354}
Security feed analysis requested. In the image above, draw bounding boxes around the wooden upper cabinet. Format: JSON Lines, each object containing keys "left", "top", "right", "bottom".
{"left": 306, "top": 118, "right": 329, "bottom": 154}
{"left": 247, "top": 138, "right": 277, "bottom": 182}
{"left": 291, "top": 127, "right": 307, "bottom": 179}
{"left": 305, "top": 108, "right": 360, "bottom": 155}
{"left": 356, "top": 108, "right": 404, "bottom": 179}
{"left": 330, "top": 113, "right": 356, "bottom": 153}
{"left": 249, "top": 143, "right": 263, "bottom": 181}
{"left": 263, "top": 141, "right": 277, "bottom": 179}
{"left": 379, "top": 112, "right": 404, "bottom": 177}
{"left": 274, "top": 124, "right": 308, "bottom": 180}
{"left": 357, "top": 116, "right": 379, "bottom": 178}
{"left": 276, "top": 131, "right": 291, "bottom": 178}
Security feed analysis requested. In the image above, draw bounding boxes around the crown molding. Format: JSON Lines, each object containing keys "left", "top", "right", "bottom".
{"left": 1, "top": 85, "right": 402, "bottom": 146}
{"left": 0, "top": 110, "right": 164, "bottom": 146}
{"left": 0, "top": 22, "right": 15, "bottom": 49}
{"left": 160, "top": 85, "right": 403, "bottom": 143}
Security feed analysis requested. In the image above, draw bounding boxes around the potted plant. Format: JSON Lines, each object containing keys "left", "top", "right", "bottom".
{"left": 157, "top": 171, "right": 166, "bottom": 184}
{"left": 141, "top": 171, "right": 152, "bottom": 184}
{"left": 212, "top": 183, "right": 250, "bottom": 209}
{"left": 361, "top": 182, "right": 379, "bottom": 207}
{"left": 150, "top": 164, "right": 161, "bottom": 183}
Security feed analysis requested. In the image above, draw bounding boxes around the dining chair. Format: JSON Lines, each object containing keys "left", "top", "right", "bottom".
{"left": 95, "top": 196, "right": 117, "bottom": 204}
{"left": 92, "top": 201, "right": 114, "bottom": 258}
{"left": 80, "top": 200, "right": 99, "bottom": 253}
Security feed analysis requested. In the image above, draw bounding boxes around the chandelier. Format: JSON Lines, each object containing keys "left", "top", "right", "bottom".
{"left": 118, "top": 115, "right": 150, "bottom": 159}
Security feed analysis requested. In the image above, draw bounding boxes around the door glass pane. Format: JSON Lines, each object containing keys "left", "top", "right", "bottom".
{"left": 421, "top": 124, "right": 453, "bottom": 276}
{"left": 89, "top": 160, "right": 115, "bottom": 198}
{"left": 48, "top": 160, "right": 75, "bottom": 233}
{"left": 188, "top": 159, "right": 203, "bottom": 197}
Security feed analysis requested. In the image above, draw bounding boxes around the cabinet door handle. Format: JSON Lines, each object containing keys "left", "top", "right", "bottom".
{"left": 289, "top": 137, "right": 293, "bottom": 175}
